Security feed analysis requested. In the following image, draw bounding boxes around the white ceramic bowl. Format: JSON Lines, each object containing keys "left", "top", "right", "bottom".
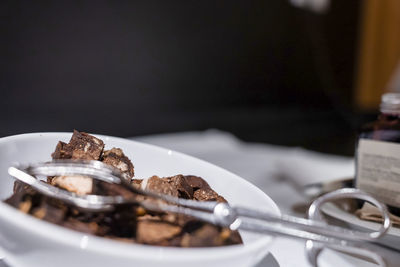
{"left": 0, "top": 133, "right": 280, "bottom": 267}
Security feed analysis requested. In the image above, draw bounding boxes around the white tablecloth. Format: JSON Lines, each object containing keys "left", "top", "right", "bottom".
{"left": 134, "top": 129, "right": 382, "bottom": 267}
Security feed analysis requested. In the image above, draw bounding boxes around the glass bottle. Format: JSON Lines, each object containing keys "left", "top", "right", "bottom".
{"left": 356, "top": 93, "right": 400, "bottom": 213}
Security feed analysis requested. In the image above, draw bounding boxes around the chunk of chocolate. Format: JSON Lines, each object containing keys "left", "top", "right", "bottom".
{"left": 160, "top": 212, "right": 193, "bottom": 226}
{"left": 102, "top": 206, "right": 138, "bottom": 237}
{"left": 51, "top": 141, "right": 73, "bottom": 159}
{"left": 180, "top": 224, "right": 221, "bottom": 247}
{"left": 13, "top": 180, "right": 37, "bottom": 195}
{"left": 144, "top": 176, "right": 179, "bottom": 197}
{"left": 5, "top": 182, "right": 36, "bottom": 208}
{"left": 68, "top": 130, "right": 104, "bottom": 160}
{"left": 131, "top": 178, "right": 142, "bottom": 188}
{"left": 184, "top": 175, "right": 211, "bottom": 191}
{"left": 31, "top": 199, "right": 66, "bottom": 224}
{"left": 52, "top": 130, "right": 104, "bottom": 161}
{"left": 50, "top": 130, "right": 105, "bottom": 194}
{"left": 136, "top": 216, "right": 181, "bottom": 245}
{"left": 62, "top": 218, "right": 99, "bottom": 235}
{"left": 166, "top": 175, "right": 193, "bottom": 199}
{"left": 193, "top": 188, "right": 226, "bottom": 202}
{"left": 181, "top": 224, "right": 241, "bottom": 247}
{"left": 102, "top": 148, "right": 134, "bottom": 178}
{"left": 92, "top": 182, "right": 136, "bottom": 200}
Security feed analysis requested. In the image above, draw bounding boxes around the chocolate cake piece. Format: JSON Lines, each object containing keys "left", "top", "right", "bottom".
{"left": 144, "top": 176, "right": 179, "bottom": 197}
{"left": 31, "top": 199, "right": 66, "bottom": 224}
{"left": 160, "top": 212, "right": 193, "bottom": 226}
{"left": 141, "top": 175, "right": 193, "bottom": 199}
{"left": 131, "top": 178, "right": 142, "bottom": 188}
{"left": 193, "top": 188, "right": 227, "bottom": 203}
{"left": 180, "top": 224, "right": 221, "bottom": 247}
{"left": 100, "top": 205, "right": 138, "bottom": 238}
{"left": 180, "top": 222, "right": 242, "bottom": 247}
{"left": 102, "top": 148, "right": 134, "bottom": 178}
{"left": 5, "top": 182, "right": 67, "bottom": 224}
{"left": 166, "top": 175, "right": 193, "bottom": 199}
{"left": 51, "top": 130, "right": 104, "bottom": 161}
{"left": 51, "top": 141, "right": 73, "bottom": 159}
{"left": 50, "top": 130, "right": 105, "bottom": 194}
{"left": 184, "top": 175, "right": 211, "bottom": 191}
{"left": 185, "top": 175, "right": 227, "bottom": 202}
{"left": 68, "top": 130, "right": 104, "bottom": 160}
{"left": 62, "top": 218, "right": 100, "bottom": 235}
{"left": 136, "top": 215, "right": 181, "bottom": 245}
{"left": 4, "top": 190, "right": 31, "bottom": 213}
{"left": 92, "top": 182, "right": 136, "bottom": 201}
{"left": 5, "top": 181, "right": 38, "bottom": 210}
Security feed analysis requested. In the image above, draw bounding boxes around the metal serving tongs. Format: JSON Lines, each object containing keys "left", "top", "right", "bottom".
{"left": 8, "top": 160, "right": 392, "bottom": 267}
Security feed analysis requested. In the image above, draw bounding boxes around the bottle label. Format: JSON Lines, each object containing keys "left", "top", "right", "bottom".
{"left": 357, "top": 139, "right": 400, "bottom": 207}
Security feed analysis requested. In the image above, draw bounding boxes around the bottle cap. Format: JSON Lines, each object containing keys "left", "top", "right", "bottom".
{"left": 380, "top": 93, "right": 400, "bottom": 114}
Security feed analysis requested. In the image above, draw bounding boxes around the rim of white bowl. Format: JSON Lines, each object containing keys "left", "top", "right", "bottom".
{"left": 0, "top": 132, "right": 280, "bottom": 261}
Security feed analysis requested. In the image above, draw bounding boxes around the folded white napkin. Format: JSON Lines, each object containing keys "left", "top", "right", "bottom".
{"left": 276, "top": 148, "right": 354, "bottom": 187}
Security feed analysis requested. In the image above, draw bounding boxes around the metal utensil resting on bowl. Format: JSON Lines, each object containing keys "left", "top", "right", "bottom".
{"left": 8, "top": 160, "right": 392, "bottom": 267}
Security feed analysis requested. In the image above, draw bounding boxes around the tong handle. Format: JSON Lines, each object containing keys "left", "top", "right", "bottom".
{"left": 222, "top": 188, "right": 391, "bottom": 243}
{"left": 308, "top": 188, "right": 391, "bottom": 240}
{"left": 305, "top": 188, "right": 392, "bottom": 267}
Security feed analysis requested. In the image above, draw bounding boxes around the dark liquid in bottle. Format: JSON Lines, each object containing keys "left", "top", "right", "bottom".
{"left": 357, "top": 113, "right": 400, "bottom": 215}
{"left": 360, "top": 113, "right": 400, "bottom": 141}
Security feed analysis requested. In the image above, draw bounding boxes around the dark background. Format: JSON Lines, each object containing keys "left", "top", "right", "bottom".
{"left": 0, "top": 0, "right": 369, "bottom": 155}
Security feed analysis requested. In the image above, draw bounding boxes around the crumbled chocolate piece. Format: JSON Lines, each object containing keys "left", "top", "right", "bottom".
{"left": 50, "top": 130, "right": 105, "bottom": 194}
{"left": 137, "top": 217, "right": 181, "bottom": 245}
{"left": 184, "top": 175, "right": 211, "bottom": 191}
{"left": 31, "top": 200, "right": 66, "bottom": 224}
{"left": 180, "top": 224, "right": 241, "bottom": 247}
{"left": 193, "top": 188, "right": 226, "bottom": 202}
{"left": 131, "top": 178, "right": 142, "bottom": 188}
{"left": 52, "top": 130, "right": 104, "bottom": 161}
{"left": 166, "top": 175, "right": 193, "bottom": 199}
{"left": 145, "top": 176, "right": 179, "bottom": 197}
{"left": 51, "top": 141, "right": 73, "bottom": 159}
{"left": 13, "top": 180, "right": 37, "bottom": 195}
{"left": 62, "top": 218, "right": 99, "bottom": 235}
{"left": 217, "top": 195, "right": 227, "bottom": 203}
{"left": 102, "top": 148, "right": 134, "bottom": 178}
{"left": 68, "top": 130, "right": 104, "bottom": 160}
{"left": 225, "top": 229, "right": 243, "bottom": 245}
{"left": 92, "top": 182, "right": 136, "bottom": 200}
{"left": 6, "top": 182, "right": 67, "bottom": 223}
{"left": 18, "top": 198, "right": 32, "bottom": 213}
{"left": 161, "top": 212, "right": 193, "bottom": 226}
{"left": 5, "top": 181, "right": 38, "bottom": 209}
{"left": 102, "top": 205, "right": 138, "bottom": 238}
{"left": 181, "top": 224, "right": 221, "bottom": 247}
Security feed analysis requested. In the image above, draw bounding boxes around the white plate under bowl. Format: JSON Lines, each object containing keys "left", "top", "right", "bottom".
{"left": 321, "top": 202, "right": 400, "bottom": 249}
{"left": 0, "top": 132, "right": 280, "bottom": 267}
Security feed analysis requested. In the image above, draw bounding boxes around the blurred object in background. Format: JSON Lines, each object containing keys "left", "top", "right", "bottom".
{"left": 355, "top": 0, "right": 400, "bottom": 111}
{"left": 386, "top": 60, "right": 400, "bottom": 93}
{"left": 289, "top": 0, "right": 330, "bottom": 14}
